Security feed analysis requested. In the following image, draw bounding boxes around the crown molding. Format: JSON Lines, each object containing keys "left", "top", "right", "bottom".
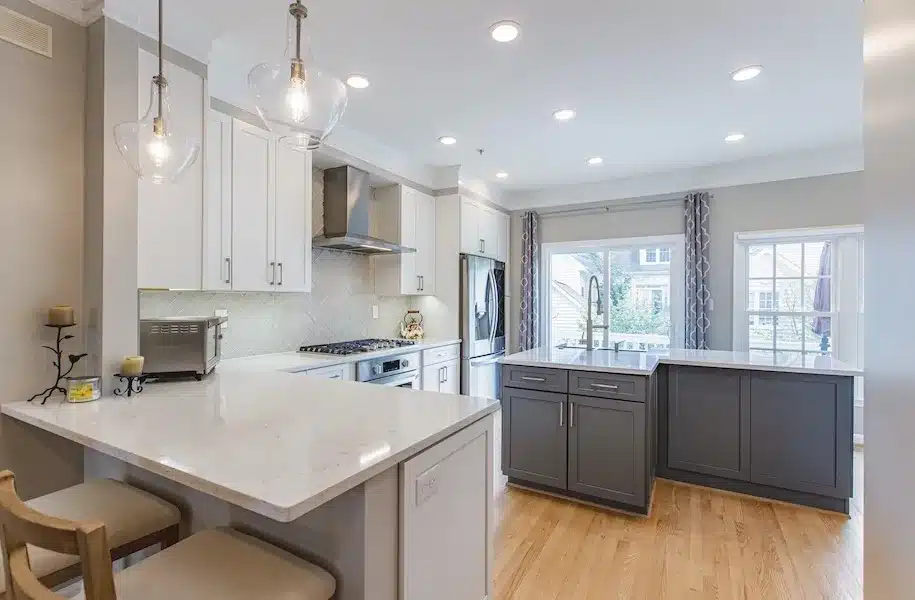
{"left": 27, "top": 0, "right": 103, "bottom": 25}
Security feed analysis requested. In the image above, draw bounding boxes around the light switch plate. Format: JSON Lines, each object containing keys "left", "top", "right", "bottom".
{"left": 415, "top": 465, "right": 439, "bottom": 506}
{"left": 372, "top": 305, "right": 379, "bottom": 319}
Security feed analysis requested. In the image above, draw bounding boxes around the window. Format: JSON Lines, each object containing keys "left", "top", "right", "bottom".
{"left": 734, "top": 226, "right": 863, "bottom": 391}
{"left": 543, "top": 235, "right": 685, "bottom": 350}
{"left": 639, "top": 248, "right": 672, "bottom": 265}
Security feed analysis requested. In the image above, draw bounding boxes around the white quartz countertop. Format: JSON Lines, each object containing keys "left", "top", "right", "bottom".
{"left": 1, "top": 366, "right": 497, "bottom": 523}
{"left": 220, "top": 339, "right": 462, "bottom": 374}
{"left": 501, "top": 347, "right": 862, "bottom": 377}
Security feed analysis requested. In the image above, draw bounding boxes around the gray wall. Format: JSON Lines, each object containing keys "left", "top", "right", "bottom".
{"left": 509, "top": 171, "right": 863, "bottom": 353}
{"left": 864, "top": 0, "right": 915, "bottom": 593}
{"left": 0, "top": 0, "right": 86, "bottom": 497}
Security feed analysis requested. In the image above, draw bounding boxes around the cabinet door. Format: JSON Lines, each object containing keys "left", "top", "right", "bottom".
{"left": 478, "top": 205, "right": 499, "bottom": 258}
{"left": 440, "top": 359, "right": 460, "bottom": 394}
{"left": 415, "top": 191, "right": 436, "bottom": 294}
{"left": 568, "top": 395, "right": 646, "bottom": 506}
{"left": 502, "top": 388, "right": 567, "bottom": 488}
{"left": 460, "top": 197, "right": 481, "bottom": 254}
{"left": 274, "top": 143, "right": 312, "bottom": 292}
{"left": 421, "top": 363, "right": 442, "bottom": 392}
{"left": 749, "top": 373, "right": 853, "bottom": 498}
{"left": 400, "top": 189, "right": 419, "bottom": 294}
{"left": 668, "top": 366, "right": 750, "bottom": 481}
{"left": 496, "top": 212, "right": 510, "bottom": 263}
{"left": 137, "top": 49, "right": 204, "bottom": 290}
{"left": 203, "top": 111, "right": 233, "bottom": 290}
{"left": 231, "top": 120, "right": 276, "bottom": 292}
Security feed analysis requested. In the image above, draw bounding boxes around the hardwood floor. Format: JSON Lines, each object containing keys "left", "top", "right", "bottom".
{"left": 492, "top": 451, "right": 863, "bottom": 600}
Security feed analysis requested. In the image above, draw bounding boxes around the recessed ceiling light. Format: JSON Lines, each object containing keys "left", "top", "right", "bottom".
{"left": 725, "top": 133, "right": 746, "bottom": 143}
{"left": 587, "top": 157, "right": 603, "bottom": 165}
{"left": 553, "top": 109, "right": 576, "bottom": 121}
{"left": 346, "top": 75, "right": 370, "bottom": 89}
{"left": 731, "top": 65, "right": 763, "bottom": 82}
{"left": 490, "top": 21, "right": 520, "bottom": 43}
{"left": 439, "top": 136, "right": 457, "bottom": 146}
{"left": 496, "top": 172, "right": 508, "bottom": 179}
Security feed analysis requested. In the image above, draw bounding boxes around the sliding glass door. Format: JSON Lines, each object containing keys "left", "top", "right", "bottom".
{"left": 542, "top": 235, "right": 685, "bottom": 350}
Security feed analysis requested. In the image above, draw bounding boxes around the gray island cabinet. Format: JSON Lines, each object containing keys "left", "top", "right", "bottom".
{"left": 501, "top": 364, "right": 657, "bottom": 515}
{"left": 501, "top": 348, "right": 860, "bottom": 516}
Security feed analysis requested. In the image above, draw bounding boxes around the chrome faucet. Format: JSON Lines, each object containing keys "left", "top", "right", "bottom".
{"left": 586, "top": 275, "right": 609, "bottom": 351}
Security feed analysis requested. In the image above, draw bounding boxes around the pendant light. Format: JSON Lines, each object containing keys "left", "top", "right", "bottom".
{"left": 113, "top": 0, "right": 201, "bottom": 184}
{"left": 247, "top": 1, "right": 347, "bottom": 150}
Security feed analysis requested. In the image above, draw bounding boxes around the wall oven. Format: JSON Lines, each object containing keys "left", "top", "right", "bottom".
{"left": 356, "top": 351, "right": 420, "bottom": 389}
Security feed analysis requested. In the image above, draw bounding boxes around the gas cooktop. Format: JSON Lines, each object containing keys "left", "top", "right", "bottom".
{"left": 298, "top": 338, "right": 417, "bottom": 356}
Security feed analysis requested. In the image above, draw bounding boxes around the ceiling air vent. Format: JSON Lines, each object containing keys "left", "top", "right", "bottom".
{"left": 0, "top": 7, "right": 52, "bottom": 58}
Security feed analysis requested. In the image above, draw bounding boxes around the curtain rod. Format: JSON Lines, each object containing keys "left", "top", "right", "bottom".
{"left": 535, "top": 192, "right": 713, "bottom": 219}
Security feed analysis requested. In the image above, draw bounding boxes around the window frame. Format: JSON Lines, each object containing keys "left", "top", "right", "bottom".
{"left": 732, "top": 225, "right": 864, "bottom": 393}
{"left": 541, "top": 234, "right": 686, "bottom": 350}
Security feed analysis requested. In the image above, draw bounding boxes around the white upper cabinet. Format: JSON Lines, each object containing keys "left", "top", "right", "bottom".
{"left": 459, "top": 197, "right": 508, "bottom": 262}
{"left": 274, "top": 143, "right": 312, "bottom": 292}
{"left": 137, "top": 49, "right": 204, "bottom": 290}
{"left": 231, "top": 120, "right": 276, "bottom": 292}
{"left": 496, "top": 211, "right": 510, "bottom": 264}
{"left": 374, "top": 185, "right": 436, "bottom": 296}
{"left": 204, "top": 116, "right": 312, "bottom": 293}
{"left": 203, "top": 111, "right": 233, "bottom": 290}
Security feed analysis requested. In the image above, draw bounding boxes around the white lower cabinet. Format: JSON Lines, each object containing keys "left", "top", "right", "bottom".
{"left": 400, "top": 414, "right": 494, "bottom": 600}
{"left": 421, "top": 344, "right": 461, "bottom": 394}
{"left": 203, "top": 114, "right": 312, "bottom": 292}
{"left": 306, "top": 363, "right": 354, "bottom": 381}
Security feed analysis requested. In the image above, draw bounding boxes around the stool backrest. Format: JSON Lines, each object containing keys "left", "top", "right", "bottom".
{"left": 0, "top": 472, "right": 116, "bottom": 600}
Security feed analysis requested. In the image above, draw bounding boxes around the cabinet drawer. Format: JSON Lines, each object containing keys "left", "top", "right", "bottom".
{"left": 503, "top": 365, "right": 568, "bottom": 393}
{"left": 422, "top": 344, "right": 460, "bottom": 367}
{"left": 307, "top": 363, "right": 353, "bottom": 381}
{"left": 569, "top": 371, "right": 646, "bottom": 403}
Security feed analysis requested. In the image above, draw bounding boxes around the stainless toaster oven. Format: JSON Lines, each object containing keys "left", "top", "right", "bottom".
{"left": 139, "top": 316, "right": 227, "bottom": 378}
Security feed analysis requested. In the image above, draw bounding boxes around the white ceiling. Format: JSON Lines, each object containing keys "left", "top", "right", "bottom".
{"left": 103, "top": 0, "right": 863, "bottom": 196}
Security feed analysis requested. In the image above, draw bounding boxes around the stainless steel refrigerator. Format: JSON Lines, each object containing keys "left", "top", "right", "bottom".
{"left": 460, "top": 254, "right": 506, "bottom": 399}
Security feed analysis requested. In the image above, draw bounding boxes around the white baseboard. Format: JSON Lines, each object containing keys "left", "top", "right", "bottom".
{"left": 854, "top": 433, "right": 864, "bottom": 448}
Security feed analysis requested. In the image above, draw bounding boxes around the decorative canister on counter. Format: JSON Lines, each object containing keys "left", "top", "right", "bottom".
{"left": 400, "top": 309, "right": 425, "bottom": 340}
{"left": 65, "top": 376, "right": 101, "bottom": 403}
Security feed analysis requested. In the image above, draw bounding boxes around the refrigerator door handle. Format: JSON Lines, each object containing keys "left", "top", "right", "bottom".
{"left": 488, "top": 268, "right": 499, "bottom": 346}
{"left": 470, "top": 352, "right": 505, "bottom": 367}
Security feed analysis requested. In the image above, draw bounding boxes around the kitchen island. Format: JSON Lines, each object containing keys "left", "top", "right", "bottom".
{"left": 2, "top": 368, "right": 498, "bottom": 600}
{"left": 500, "top": 347, "right": 861, "bottom": 515}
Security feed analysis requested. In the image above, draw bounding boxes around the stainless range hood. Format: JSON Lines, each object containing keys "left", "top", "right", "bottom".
{"left": 313, "top": 165, "right": 417, "bottom": 255}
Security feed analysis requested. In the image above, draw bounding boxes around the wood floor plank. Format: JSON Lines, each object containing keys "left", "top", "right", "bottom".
{"left": 493, "top": 452, "right": 863, "bottom": 600}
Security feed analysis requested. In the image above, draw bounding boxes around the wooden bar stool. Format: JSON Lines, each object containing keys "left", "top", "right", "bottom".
{"left": 0, "top": 471, "right": 337, "bottom": 600}
{"left": 0, "top": 476, "right": 180, "bottom": 597}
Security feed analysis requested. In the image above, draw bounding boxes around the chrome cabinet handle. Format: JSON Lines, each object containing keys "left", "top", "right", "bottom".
{"left": 591, "top": 382, "right": 619, "bottom": 390}
{"left": 419, "top": 275, "right": 424, "bottom": 291}
{"left": 277, "top": 262, "right": 284, "bottom": 286}
{"left": 559, "top": 401, "right": 564, "bottom": 427}
{"left": 440, "top": 366, "right": 446, "bottom": 384}
{"left": 269, "top": 262, "right": 276, "bottom": 285}
{"left": 329, "top": 374, "right": 340, "bottom": 379}
{"left": 417, "top": 275, "right": 421, "bottom": 291}
{"left": 521, "top": 376, "right": 546, "bottom": 382}
{"left": 225, "top": 258, "right": 231, "bottom": 284}
{"left": 570, "top": 402, "right": 575, "bottom": 427}
{"left": 479, "top": 239, "right": 484, "bottom": 253}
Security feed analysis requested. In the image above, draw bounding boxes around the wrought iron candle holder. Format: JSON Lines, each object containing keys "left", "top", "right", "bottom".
{"left": 113, "top": 374, "right": 148, "bottom": 398}
{"left": 29, "top": 325, "right": 87, "bottom": 405}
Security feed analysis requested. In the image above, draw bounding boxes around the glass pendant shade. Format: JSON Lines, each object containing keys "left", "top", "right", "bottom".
{"left": 114, "top": 78, "right": 201, "bottom": 185}
{"left": 248, "top": 4, "right": 347, "bottom": 150}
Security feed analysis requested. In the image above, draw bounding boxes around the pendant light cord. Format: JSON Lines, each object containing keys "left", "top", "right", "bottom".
{"left": 295, "top": 1, "right": 301, "bottom": 60}
{"left": 156, "top": 0, "right": 164, "bottom": 120}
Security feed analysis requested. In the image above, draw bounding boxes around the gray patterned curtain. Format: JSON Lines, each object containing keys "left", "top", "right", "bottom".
{"left": 685, "top": 192, "right": 711, "bottom": 349}
{"left": 519, "top": 211, "right": 541, "bottom": 351}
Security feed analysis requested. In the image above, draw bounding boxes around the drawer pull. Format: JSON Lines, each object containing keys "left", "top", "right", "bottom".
{"left": 329, "top": 374, "right": 341, "bottom": 379}
{"left": 521, "top": 376, "right": 546, "bottom": 383}
{"left": 591, "top": 383, "right": 619, "bottom": 390}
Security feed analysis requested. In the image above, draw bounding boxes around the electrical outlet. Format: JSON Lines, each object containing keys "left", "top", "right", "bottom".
{"left": 415, "top": 466, "right": 440, "bottom": 506}
{"left": 215, "top": 309, "right": 229, "bottom": 330}
{"left": 372, "top": 305, "right": 379, "bottom": 319}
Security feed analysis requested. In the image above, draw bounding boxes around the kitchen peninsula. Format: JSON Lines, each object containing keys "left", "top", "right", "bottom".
{"left": 500, "top": 347, "right": 861, "bottom": 515}
{"left": 2, "top": 368, "right": 498, "bottom": 600}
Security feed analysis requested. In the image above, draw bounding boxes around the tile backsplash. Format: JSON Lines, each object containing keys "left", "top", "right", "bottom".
{"left": 139, "top": 169, "right": 413, "bottom": 359}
